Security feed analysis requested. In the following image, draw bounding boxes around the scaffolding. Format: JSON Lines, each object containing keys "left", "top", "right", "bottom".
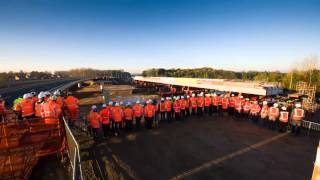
{"left": 296, "top": 82, "right": 317, "bottom": 112}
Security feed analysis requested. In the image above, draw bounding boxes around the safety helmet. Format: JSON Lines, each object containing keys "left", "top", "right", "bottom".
{"left": 120, "top": 101, "right": 123, "bottom": 105}
{"left": 295, "top": 103, "right": 301, "bottom": 108}
{"left": 254, "top": 101, "right": 258, "bottom": 104}
{"left": 181, "top": 96, "right": 184, "bottom": 99}
{"left": 146, "top": 100, "right": 151, "bottom": 104}
{"left": 44, "top": 91, "right": 51, "bottom": 96}
{"left": 161, "top": 98, "right": 164, "bottom": 101}
{"left": 31, "top": 92, "right": 37, "bottom": 96}
{"left": 273, "top": 103, "right": 278, "bottom": 108}
{"left": 231, "top": 94, "right": 234, "bottom": 97}
{"left": 115, "top": 102, "right": 119, "bottom": 106}
{"left": 67, "top": 92, "right": 72, "bottom": 96}
{"left": 176, "top": 96, "right": 180, "bottom": 100}
{"left": 281, "top": 106, "right": 287, "bottom": 111}
{"left": 54, "top": 90, "right": 61, "bottom": 96}
{"left": 168, "top": 97, "right": 172, "bottom": 100}
{"left": 50, "top": 95, "right": 57, "bottom": 101}
{"left": 91, "top": 105, "right": 97, "bottom": 110}
{"left": 263, "top": 101, "right": 268, "bottom": 105}
{"left": 108, "top": 101, "right": 113, "bottom": 105}
{"left": 187, "top": 95, "right": 190, "bottom": 98}
{"left": 23, "top": 94, "right": 28, "bottom": 99}
{"left": 102, "top": 104, "right": 107, "bottom": 108}
{"left": 38, "top": 92, "right": 45, "bottom": 99}
{"left": 173, "top": 96, "right": 176, "bottom": 100}
{"left": 127, "top": 102, "right": 131, "bottom": 106}
{"left": 246, "top": 98, "right": 249, "bottom": 101}
{"left": 213, "top": 93, "right": 217, "bottom": 97}
{"left": 240, "top": 96, "right": 243, "bottom": 99}
{"left": 136, "top": 100, "right": 140, "bottom": 104}
{"left": 192, "top": 94, "right": 195, "bottom": 97}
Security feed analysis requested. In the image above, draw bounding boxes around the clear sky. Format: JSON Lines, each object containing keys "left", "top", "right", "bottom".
{"left": 0, "top": 0, "right": 319, "bottom": 73}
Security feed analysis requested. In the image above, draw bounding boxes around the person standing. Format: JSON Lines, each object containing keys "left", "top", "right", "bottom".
{"left": 15, "top": 93, "right": 35, "bottom": 120}
{"left": 197, "top": 93, "right": 204, "bottom": 116}
{"left": 133, "top": 101, "right": 143, "bottom": 130}
{"left": 249, "top": 101, "right": 261, "bottom": 123}
{"left": 290, "top": 103, "right": 305, "bottom": 135}
{"left": 204, "top": 94, "right": 211, "bottom": 115}
{"left": 159, "top": 98, "right": 166, "bottom": 121}
{"left": 221, "top": 95, "right": 229, "bottom": 115}
{"left": 100, "top": 104, "right": 111, "bottom": 138}
{"left": 64, "top": 92, "right": 80, "bottom": 122}
{"left": 180, "top": 96, "right": 186, "bottom": 119}
{"left": 243, "top": 98, "right": 251, "bottom": 118}
{"left": 185, "top": 95, "right": 191, "bottom": 116}
{"left": 268, "top": 103, "right": 280, "bottom": 130}
{"left": 173, "top": 97, "right": 181, "bottom": 121}
{"left": 87, "top": 105, "right": 101, "bottom": 141}
{"left": 260, "top": 101, "right": 269, "bottom": 127}
{"left": 165, "top": 97, "right": 173, "bottom": 122}
{"left": 112, "top": 102, "right": 124, "bottom": 136}
{"left": 124, "top": 103, "right": 134, "bottom": 131}
{"left": 35, "top": 92, "right": 45, "bottom": 118}
{"left": 41, "top": 95, "right": 62, "bottom": 124}
{"left": 234, "top": 96, "right": 242, "bottom": 118}
{"left": 279, "top": 106, "right": 289, "bottom": 133}
{"left": 144, "top": 100, "right": 155, "bottom": 129}
{"left": 190, "top": 94, "right": 197, "bottom": 116}
{"left": 212, "top": 93, "right": 219, "bottom": 114}
{"left": 228, "top": 94, "right": 235, "bottom": 115}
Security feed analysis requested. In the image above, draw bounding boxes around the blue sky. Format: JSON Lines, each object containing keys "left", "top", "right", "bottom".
{"left": 0, "top": 0, "right": 319, "bottom": 73}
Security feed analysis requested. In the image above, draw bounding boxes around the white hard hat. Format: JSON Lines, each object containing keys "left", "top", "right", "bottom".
{"left": 108, "top": 101, "right": 113, "bottom": 105}
{"left": 91, "top": 105, "right": 97, "bottom": 110}
{"left": 231, "top": 94, "right": 234, "bottom": 97}
{"left": 44, "top": 91, "right": 51, "bottom": 96}
{"left": 240, "top": 96, "right": 243, "bottom": 98}
{"left": 168, "top": 97, "right": 172, "bottom": 100}
{"left": 31, "top": 92, "right": 37, "bottom": 96}
{"left": 173, "top": 96, "right": 176, "bottom": 99}
{"left": 246, "top": 98, "right": 249, "bottom": 101}
{"left": 295, "top": 103, "right": 301, "bottom": 108}
{"left": 192, "top": 94, "right": 195, "bottom": 97}
{"left": 115, "top": 102, "right": 119, "bottom": 106}
{"left": 176, "top": 96, "right": 180, "bottom": 100}
{"left": 273, "top": 103, "right": 278, "bottom": 108}
{"left": 181, "top": 96, "right": 184, "bottom": 99}
{"left": 102, "top": 104, "right": 107, "bottom": 108}
{"left": 263, "top": 101, "right": 267, "bottom": 105}
{"left": 213, "top": 94, "right": 217, "bottom": 97}
{"left": 120, "top": 101, "right": 123, "bottom": 105}
{"left": 38, "top": 92, "right": 45, "bottom": 99}
{"left": 54, "top": 90, "right": 61, "bottom": 96}
{"left": 136, "top": 100, "right": 140, "bottom": 104}
{"left": 161, "top": 98, "right": 164, "bottom": 101}
{"left": 187, "top": 95, "right": 190, "bottom": 98}
{"left": 281, "top": 106, "right": 287, "bottom": 111}
{"left": 23, "top": 94, "right": 28, "bottom": 99}
{"left": 127, "top": 102, "right": 131, "bottom": 106}
{"left": 147, "top": 100, "right": 151, "bottom": 104}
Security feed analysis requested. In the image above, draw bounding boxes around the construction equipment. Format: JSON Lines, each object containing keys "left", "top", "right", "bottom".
{"left": 296, "top": 82, "right": 317, "bottom": 112}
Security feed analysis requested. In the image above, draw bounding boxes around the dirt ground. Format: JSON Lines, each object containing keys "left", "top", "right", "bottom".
{"left": 72, "top": 84, "right": 320, "bottom": 180}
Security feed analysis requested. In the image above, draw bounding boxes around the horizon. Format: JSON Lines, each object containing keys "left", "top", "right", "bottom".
{"left": 1, "top": 0, "right": 320, "bottom": 73}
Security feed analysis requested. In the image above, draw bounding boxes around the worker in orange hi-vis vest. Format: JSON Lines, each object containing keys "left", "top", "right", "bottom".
{"left": 290, "top": 103, "right": 305, "bottom": 135}
{"left": 190, "top": 94, "right": 197, "bottom": 116}
{"left": 173, "top": 96, "right": 181, "bottom": 121}
{"left": 159, "top": 98, "right": 166, "bottom": 121}
{"left": 234, "top": 96, "right": 242, "bottom": 118}
{"left": 144, "top": 100, "right": 156, "bottom": 129}
{"left": 35, "top": 92, "right": 45, "bottom": 118}
{"left": 185, "top": 95, "right": 191, "bottom": 116}
{"left": 112, "top": 102, "right": 124, "bottom": 136}
{"left": 221, "top": 95, "right": 229, "bottom": 115}
{"left": 0, "top": 94, "right": 7, "bottom": 122}
{"left": 268, "top": 103, "right": 280, "bottom": 130}
{"left": 124, "top": 102, "right": 134, "bottom": 131}
{"left": 197, "top": 93, "right": 204, "bottom": 116}
{"left": 228, "top": 94, "right": 235, "bottom": 115}
{"left": 54, "top": 90, "right": 64, "bottom": 107}
{"left": 30, "top": 92, "right": 38, "bottom": 105}
{"left": 180, "top": 96, "right": 187, "bottom": 119}
{"left": 133, "top": 100, "right": 143, "bottom": 130}
{"left": 87, "top": 105, "right": 101, "bottom": 141}
{"left": 278, "top": 106, "right": 289, "bottom": 133}
{"left": 64, "top": 92, "right": 80, "bottom": 123}
{"left": 260, "top": 101, "right": 269, "bottom": 127}
{"left": 249, "top": 100, "right": 261, "bottom": 123}
{"left": 204, "top": 94, "right": 212, "bottom": 115}
{"left": 217, "top": 94, "right": 222, "bottom": 114}
{"left": 100, "top": 103, "right": 111, "bottom": 138}
{"left": 243, "top": 98, "right": 251, "bottom": 118}
{"left": 41, "top": 95, "right": 62, "bottom": 125}
{"left": 15, "top": 93, "right": 35, "bottom": 120}
{"left": 165, "top": 97, "right": 173, "bottom": 122}
{"left": 212, "top": 93, "right": 219, "bottom": 114}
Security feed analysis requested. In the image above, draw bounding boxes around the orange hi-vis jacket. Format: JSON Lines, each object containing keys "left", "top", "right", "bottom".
{"left": 124, "top": 107, "right": 134, "bottom": 120}
{"left": 144, "top": 104, "right": 155, "bottom": 118}
{"left": 260, "top": 105, "right": 269, "bottom": 117}
{"left": 234, "top": 98, "right": 242, "bottom": 111}
{"left": 112, "top": 106, "right": 124, "bottom": 122}
{"left": 165, "top": 100, "right": 172, "bottom": 112}
{"left": 41, "top": 100, "right": 62, "bottom": 124}
{"left": 243, "top": 101, "right": 251, "bottom": 112}
{"left": 185, "top": 98, "right": 190, "bottom": 108}
{"left": 16, "top": 98, "right": 35, "bottom": 117}
{"left": 35, "top": 102, "right": 43, "bottom": 117}
{"left": 133, "top": 104, "right": 143, "bottom": 118}
{"left": 174, "top": 100, "right": 181, "bottom": 113}
{"left": 180, "top": 99, "right": 186, "bottom": 110}
{"left": 87, "top": 111, "right": 101, "bottom": 128}
{"left": 269, "top": 107, "right": 279, "bottom": 118}
{"left": 217, "top": 96, "right": 222, "bottom": 105}
{"left": 0, "top": 100, "right": 6, "bottom": 114}
{"left": 197, "top": 96, "right": 204, "bottom": 107}
{"left": 241, "top": 99, "right": 246, "bottom": 107}
{"left": 213, "top": 96, "right": 219, "bottom": 106}
{"left": 56, "top": 96, "right": 64, "bottom": 107}
{"left": 279, "top": 111, "right": 289, "bottom": 123}
{"left": 31, "top": 96, "right": 38, "bottom": 104}
{"left": 204, "top": 96, "right": 211, "bottom": 107}
{"left": 100, "top": 107, "right": 110, "bottom": 125}
{"left": 160, "top": 101, "right": 166, "bottom": 112}
{"left": 292, "top": 108, "right": 304, "bottom": 121}
{"left": 64, "top": 96, "right": 79, "bottom": 110}
{"left": 229, "top": 97, "right": 235, "bottom": 107}
{"left": 250, "top": 104, "right": 261, "bottom": 114}
{"left": 222, "top": 98, "right": 229, "bottom": 109}
{"left": 190, "top": 97, "right": 197, "bottom": 108}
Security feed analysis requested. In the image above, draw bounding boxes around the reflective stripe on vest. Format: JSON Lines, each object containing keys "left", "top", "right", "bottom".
{"left": 279, "top": 111, "right": 289, "bottom": 122}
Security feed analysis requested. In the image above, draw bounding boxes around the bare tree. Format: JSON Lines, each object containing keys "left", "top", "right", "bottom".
{"left": 302, "top": 55, "right": 319, "bottom": 85}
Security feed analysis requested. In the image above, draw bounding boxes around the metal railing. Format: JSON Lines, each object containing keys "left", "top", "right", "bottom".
{"left": 302, "top": 120, "right": 320, "bottom": 136}
{"left": 63, "top": 116, "right": 83, "bottom": 180}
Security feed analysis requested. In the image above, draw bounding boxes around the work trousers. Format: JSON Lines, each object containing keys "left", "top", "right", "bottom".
{"left": 102, "top": 124, "right": 110, "bottom": 137}
{"left": 192, "top": 107, "right": 197, "bottom": 116}
{"left": 278, "top": 122, "right": 288, "bottom": 132}
{"left": 92, "top": 128, "right": 99, "bottom": 141}
{"left": 125, "top": 120, "right": 133, "bottom": 131}
{"left": 145, "top": 117, "right": 153, "bottom": 129}
{"left": 212, "top": 106, "right": 218, "bottom": 113}
{"left": 204, "top": 106, "right": 210, "bottom": 115}
{"left": 175, "top": 112, "right": 180, "bottom": 121}
{"left": 228, "top": 107, "right": 234, "bottom": 115}
{"left": 197, "top": 107, "right": 203, "bottom": 117}
{"left": 114, "top": 121, "right": 121, "bottom": 135}
{"left": 160, "top": 111, "right": 166, "bottom": 121}
{"left": 167, "top": 111, "right": 173, "bottom": 122}
{"left": 180, "top": 109, "right": 186, "bottom": 118}
{"left": 135, "top": 117, "right": 142, "bottom": 130}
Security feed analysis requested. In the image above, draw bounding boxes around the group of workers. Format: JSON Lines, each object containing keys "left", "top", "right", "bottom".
{"left": 86, "top": 91, "right": 306, "bottom": 140}
{"left": 0, "top": 91, "right": 80, "bottom": 125}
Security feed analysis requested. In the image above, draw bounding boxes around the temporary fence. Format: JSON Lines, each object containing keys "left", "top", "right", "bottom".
{"left": 302, "top": 120, "right": 320, "bottom": 136}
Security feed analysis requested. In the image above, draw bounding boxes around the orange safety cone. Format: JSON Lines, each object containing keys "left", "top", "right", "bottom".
{"left": 312, "top": 141, "right": 320, "bottom": 180}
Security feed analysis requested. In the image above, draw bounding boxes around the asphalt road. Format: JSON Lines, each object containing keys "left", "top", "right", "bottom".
{"left": 77, "top": 113, "right": 319, "bottom": 180}
{"left": 0, "top": 79, "right": 75, "bottom": 106}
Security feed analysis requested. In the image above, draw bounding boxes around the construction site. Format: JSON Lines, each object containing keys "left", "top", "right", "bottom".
{"left": 1, "top": 75, "right": 319, "bottom": 180}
